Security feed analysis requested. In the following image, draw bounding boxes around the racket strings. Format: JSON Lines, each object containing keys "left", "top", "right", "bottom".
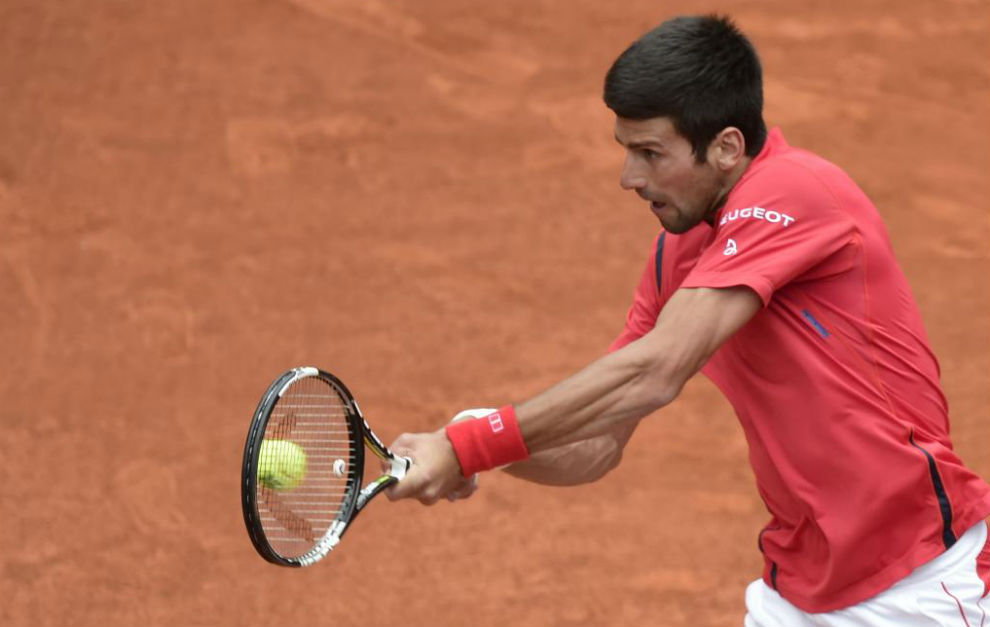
{"left": 257, "top": 376, "right": 357, "bottom": 558}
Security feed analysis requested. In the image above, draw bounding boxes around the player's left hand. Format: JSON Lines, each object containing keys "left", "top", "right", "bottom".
{"left": 385, "top": 429, "right": 467, "bottom": 505}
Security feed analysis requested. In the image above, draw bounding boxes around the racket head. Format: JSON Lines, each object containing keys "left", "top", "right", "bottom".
{"left": 241, "top": 367, "right": 364, "bottom": 567}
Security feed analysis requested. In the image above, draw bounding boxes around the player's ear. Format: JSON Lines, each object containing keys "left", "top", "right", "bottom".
{"left": 708, "top": 127, "right": 746, "bottom": 171}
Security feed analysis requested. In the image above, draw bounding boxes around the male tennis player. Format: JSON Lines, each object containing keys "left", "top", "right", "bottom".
{"left": 386, "top": 15, "right": 990, "bottom": 625}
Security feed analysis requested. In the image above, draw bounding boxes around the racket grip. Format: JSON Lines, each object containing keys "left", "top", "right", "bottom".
{"left": 391, "top": 455, "right": 411, "bottom": 480}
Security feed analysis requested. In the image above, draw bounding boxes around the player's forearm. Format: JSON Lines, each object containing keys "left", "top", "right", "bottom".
{"left": 515, "top": 333, "right": 684, "bottom": 453}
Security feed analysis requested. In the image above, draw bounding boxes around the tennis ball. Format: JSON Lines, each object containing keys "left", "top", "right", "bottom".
{"left": 257, "top": 439, "right": 308, "bottom": 491}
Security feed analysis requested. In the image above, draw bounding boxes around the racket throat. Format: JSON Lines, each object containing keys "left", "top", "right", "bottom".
{"left": 355, "top": 457, "right": 409, "bottom": 511}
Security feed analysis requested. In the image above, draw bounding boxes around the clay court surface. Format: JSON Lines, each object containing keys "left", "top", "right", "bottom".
{"left": 0, "top": 0, "right": 987, "bottom": 625}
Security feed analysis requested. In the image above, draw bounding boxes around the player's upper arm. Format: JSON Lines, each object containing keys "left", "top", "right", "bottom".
{"left": 629, "top": 284, "right": 762, "bottom": 405}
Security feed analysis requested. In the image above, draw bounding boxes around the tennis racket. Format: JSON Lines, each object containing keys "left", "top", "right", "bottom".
{"left": 241, "top": 366, "right": 410, "bottom": 567}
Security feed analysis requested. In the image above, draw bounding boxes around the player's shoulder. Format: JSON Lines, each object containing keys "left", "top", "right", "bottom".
{"left": 745, "top": 145, "right": 852, "bottom": 198}
{"left": 731, "top": 144, "right": 866, "bottom": 226}
{"left": 743, "top": 129, "right": 852, "bottom": 185}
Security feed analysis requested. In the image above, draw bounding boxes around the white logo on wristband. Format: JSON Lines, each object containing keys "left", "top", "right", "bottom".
{"left": 488, "top": 412, "right": 504, "bottom": 433}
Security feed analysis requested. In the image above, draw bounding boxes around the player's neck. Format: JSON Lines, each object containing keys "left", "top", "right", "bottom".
{"left": 704, "top": 156, "right": 753, "bottom": 226}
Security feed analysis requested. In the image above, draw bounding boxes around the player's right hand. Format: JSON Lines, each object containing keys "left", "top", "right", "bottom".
{"left": 384, "top": 429, "right": 464, "bottom": 505}
{"left": 383, "top": 408, "right": 496, "bottom": 505}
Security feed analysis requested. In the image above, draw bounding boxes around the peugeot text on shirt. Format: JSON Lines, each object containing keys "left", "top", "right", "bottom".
{"left": 720, "top": 206, "right": 796, "bottom": 227}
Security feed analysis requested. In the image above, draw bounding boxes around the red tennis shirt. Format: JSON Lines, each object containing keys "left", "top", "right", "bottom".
{"left": 610, "top": 128, "right": 990, "bottom": 612}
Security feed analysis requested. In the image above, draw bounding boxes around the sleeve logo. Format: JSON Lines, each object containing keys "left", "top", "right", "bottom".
{"left": 723, "top": 238, "right": 738, "bottom": 256}
{"left": 720, "top": 206, "right": 795, "bottom": 228}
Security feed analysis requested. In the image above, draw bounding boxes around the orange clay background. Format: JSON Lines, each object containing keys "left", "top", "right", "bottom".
{"left": 0, "top": 1, "right": 987, "bottom": 626}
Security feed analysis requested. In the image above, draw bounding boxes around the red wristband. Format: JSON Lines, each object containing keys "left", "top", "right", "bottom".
{"left": 444, "top": 405, "right": 530, "bottom": 476}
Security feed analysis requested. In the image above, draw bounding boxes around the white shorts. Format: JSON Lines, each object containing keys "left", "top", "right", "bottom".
{"left": 745, "top": 522, "right": 990, "bottom": 627}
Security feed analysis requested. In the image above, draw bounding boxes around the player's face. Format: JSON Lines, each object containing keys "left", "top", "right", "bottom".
{"left": 614, "top": 116, "right": 727, "bottom": 234}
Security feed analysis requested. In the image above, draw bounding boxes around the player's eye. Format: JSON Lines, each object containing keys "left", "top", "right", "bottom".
{"left": 641, "top": 149, "right": 661, "bottom": 160}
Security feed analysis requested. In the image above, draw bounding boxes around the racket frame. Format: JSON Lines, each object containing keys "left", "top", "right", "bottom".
{"left": 241, "top": 366, "right": 408, "bottom": 567}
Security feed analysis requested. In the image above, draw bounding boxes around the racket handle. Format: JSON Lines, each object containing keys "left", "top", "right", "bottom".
{"left": 391, "top": 455, "right": 412, "bottom": 481}
{"left": 355, "top": 457, "right": 411, "bottom": 512}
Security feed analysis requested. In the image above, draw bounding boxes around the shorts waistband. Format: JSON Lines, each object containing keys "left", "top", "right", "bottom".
{"left": 894, "top": 521, "right": 988, "bottom": 589}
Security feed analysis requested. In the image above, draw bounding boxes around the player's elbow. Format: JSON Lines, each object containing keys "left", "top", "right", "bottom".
{"left": 624, "top": 336, "right": 690, "bottom": 413}
{"left": 661, "top": 372, "right": 690, "bottom": 406}
{"left": 643, "top": 377, "right": 682, "bottom": 410}
{"left": 632, "top": 359, "right": 686, "bottom": 412}
{"left": 630, "top": 303, "right": 728, "bottom": 412}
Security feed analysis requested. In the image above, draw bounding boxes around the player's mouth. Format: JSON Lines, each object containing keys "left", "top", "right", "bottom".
{"left": 650, "top": 201, "right": 668, "bottom": 217}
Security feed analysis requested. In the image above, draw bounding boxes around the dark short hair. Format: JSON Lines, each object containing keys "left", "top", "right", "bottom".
{"left": 604, "top": 15, "right": 767, "bottom": 161}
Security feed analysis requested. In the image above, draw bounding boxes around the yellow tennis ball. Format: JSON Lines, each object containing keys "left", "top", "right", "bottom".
{"left": 257, "top": 439, "right": 308, "bottom": 491}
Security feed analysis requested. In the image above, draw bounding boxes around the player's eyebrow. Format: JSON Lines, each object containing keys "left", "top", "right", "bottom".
{"left": 614, "top": 134, "right": 665, "bottom": 150}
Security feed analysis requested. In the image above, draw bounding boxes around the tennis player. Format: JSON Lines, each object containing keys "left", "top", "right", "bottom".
{"left": 386, "top": 15, "right": 990, "bottom": 625}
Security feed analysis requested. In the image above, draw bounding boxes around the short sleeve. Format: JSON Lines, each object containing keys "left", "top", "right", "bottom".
{"left": 680, "top": 163, "right": 857, "bottom": 305}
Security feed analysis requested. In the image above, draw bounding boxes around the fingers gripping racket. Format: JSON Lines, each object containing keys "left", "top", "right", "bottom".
{"left": 241, "top": 366, "right": 410, "bottom": 567}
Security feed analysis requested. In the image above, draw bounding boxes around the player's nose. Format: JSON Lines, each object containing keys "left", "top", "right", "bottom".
{"left": 619, "top": 155, "right": 647, "bottom": 191}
